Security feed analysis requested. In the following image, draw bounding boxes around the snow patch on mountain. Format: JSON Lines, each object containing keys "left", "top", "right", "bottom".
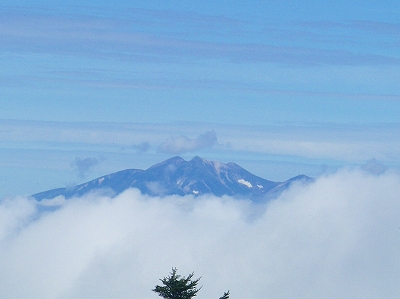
{"left": 238, "top": 179, "right": 252, "bottom": 188}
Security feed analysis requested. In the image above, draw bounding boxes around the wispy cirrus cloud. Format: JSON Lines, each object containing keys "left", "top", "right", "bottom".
{"left": 297, "top": 19, "right": 400, "bottom": 36}
{"left": 2, "top": 119, "right": 400, "bottom": 165}
{"left": 0, "top": 7, "right": 398, "bottom": 67}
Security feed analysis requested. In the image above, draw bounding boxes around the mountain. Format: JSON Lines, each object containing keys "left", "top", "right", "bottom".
{"left": 32, "top": 156, "right": 312, "bottom": 201}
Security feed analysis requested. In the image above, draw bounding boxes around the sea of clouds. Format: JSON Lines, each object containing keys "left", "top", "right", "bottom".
{"left": 1, "top": 168, "right": 400, "bottom": 299}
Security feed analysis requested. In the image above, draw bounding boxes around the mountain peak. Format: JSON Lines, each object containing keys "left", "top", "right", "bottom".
{"left": 147, "top": 156, "right": 185, "bottom": 170}
{"left": 32, "top": 156, "right": 311, "bottom": 201}
{"left": 189, "top": 155, "right": 210, "bottom": 165}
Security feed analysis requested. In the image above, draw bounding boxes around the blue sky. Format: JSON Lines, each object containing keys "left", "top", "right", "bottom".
{"left": 0, "top": 0, "right": 399, "bottom": 198}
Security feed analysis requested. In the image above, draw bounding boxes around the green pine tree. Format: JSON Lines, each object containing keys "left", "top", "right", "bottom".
{"left": 153, "top": 268, "right": 230, "bottom": 299}
{"left": 153, "top": 268, "right": 202, "bottom": 299}
{"left": 219, "top": 290, "right": 230, "bottom": 299}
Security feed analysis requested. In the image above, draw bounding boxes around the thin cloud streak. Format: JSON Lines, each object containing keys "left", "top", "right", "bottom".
{"left": 3, "top": 64, "right": 399, "bottom": 100}
{"left": 0, "top": 169, "right": 400, "bottom": 298}
{"left": 1, "top": 7, "right": 398, "bottom": 66}
{"left": 2, "top": 120, "right": 400, "bottom": 164}
{"left": 298, "top": 19, "right": 400, "bottom": 36}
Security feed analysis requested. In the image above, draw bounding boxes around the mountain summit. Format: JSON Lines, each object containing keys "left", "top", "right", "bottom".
{"left": 32, "top": 156, "right": 312, "bottom": 201}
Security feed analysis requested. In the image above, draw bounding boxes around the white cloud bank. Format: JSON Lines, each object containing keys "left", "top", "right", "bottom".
{"left": 1, "top": 168, "right": 400, "bottom": 299}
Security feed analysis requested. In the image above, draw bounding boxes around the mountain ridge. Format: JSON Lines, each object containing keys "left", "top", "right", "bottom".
{"left": 32, "top": 156, "right": 313, "bottom": 201}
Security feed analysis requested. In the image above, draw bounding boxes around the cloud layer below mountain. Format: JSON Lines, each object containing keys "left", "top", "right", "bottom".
{"left": 1, "top": 168, "right": 399, "bottom": 299}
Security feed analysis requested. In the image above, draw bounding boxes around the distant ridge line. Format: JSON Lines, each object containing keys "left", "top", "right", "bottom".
{"left": 32, "top": 156, "right": 313, "bottom": 201}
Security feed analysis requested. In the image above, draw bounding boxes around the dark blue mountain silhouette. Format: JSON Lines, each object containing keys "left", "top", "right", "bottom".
{"left": 32, "top": 156, "right": 312, "bottom": 201}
